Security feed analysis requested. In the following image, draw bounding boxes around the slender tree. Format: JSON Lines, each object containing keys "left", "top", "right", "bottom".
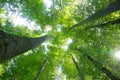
{"left": 0, "top": 30, "right": 48, "bottom": 63}
{"left": 59, "top": 0, "right": 63, "bottom": 10}
{"left": 84, "top": 18, "right": 120, "bottom": 29}
{"left": 77, "top": 49, "right": 120, "bottom": 80}
{"left": 34, "top": 57, "right": 48, "bottom": 80}
{"left": 70, "top": 0, "right": 120, "bottom": 29}
{"left": 52, "top": 0, "right": 55, "bottom": 16}
{"left": 72, "top": 56, "right": 85, "bottom": 80}
{"left": 87, "top": 55, "right": 120, "bottom": 80}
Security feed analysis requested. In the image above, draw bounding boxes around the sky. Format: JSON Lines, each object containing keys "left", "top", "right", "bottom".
{"left": 4, "top": 0, "right": 53, "bottom": 30}
{"left": 114, "top": 50, "right": 120, "bottom": 60}
{"left": 0, "top": 0, "right": 120, "bottom": 79}
{"left": 1, "top": 0, "right": 120, "bottom": 60}
{"left": 43, "top": 0, "right": 52, "bottom": 9}
{"left": 62, "top": 38, "right": 73, "bottom": 50}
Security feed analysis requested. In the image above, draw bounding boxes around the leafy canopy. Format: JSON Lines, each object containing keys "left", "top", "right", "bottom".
{"left": 0, "top": 0, "right": 120, "bottom": 80}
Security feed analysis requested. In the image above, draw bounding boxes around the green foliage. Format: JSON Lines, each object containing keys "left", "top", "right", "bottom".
{"left": 0, "top": 0, "right": 120, "bottom": 80}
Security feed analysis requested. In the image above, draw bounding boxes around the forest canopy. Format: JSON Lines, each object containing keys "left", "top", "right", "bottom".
{"left": 0, "top": 0, "right": 120, "bottom": 80}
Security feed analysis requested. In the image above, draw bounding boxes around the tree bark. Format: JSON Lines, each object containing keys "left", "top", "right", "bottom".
{"left": 77, "top": 49, "right": 120, "bottom": 80}
{"left": 85, "top": 18, "right": 120, "bottom": 29}
{"left": 70, "top": 0, "right": 120, "bottom": 29}
{"left": 0, "top": 30, "right": 48, "bottom": 63}
{"left": 87, "top": 55, "right": 120, "bottom": 80}
{"left": 72, "top": 56, "right": 85, "bottom": 80}
{"left": 34, "top": 57, "right": 48, "bottom": 80}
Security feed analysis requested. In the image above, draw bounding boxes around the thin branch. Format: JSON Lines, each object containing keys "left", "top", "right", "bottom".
{"left": 34, "top": 57, "right": 48, "bottom": 80}
{"left": 72, "top": 56, "right": 85, "bottom": 80}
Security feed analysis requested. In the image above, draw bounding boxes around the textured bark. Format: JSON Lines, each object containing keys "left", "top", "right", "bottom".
{"left": 0, "top": 30, "right": 48, "bottom": 63}
{"left": 87, "top": 55, "right": 120, "bottom": 80}
{"left": 85, "top": 18, "right": 120, "bottom": 29}
{"left": 72, "top": 56, "right": 85, "bottom": 80}
{"left": 70, "top": 0, "right": 120, "bottom": 29}
{"left": 34, "top": 57, "right": 48, "bottom": 80}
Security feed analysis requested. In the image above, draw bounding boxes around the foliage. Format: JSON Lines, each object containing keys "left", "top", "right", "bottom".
{"left": 0, "top": 0, "right": 120, "bottom": 80}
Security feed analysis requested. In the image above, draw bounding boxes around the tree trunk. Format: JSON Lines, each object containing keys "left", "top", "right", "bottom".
{"left": 85, "top": 18, "right": 120, "bottom": 29}
{"left": 52, "top": 0, "right": 55, "bottom": 16}
{"left": 59, "top": 0, "right": 63, "bottom": 10}
{"left": 77, "top": 49, "right": 120, "bottom": 80}
{"left": 34, "top": 57, "right": 48, "bottom": 80}
{"left": 72, "top": 56, "right": 85, "bottom": 80}
{"left": 71, "top": 0, "right": 120, "bottom": 29}
{"left": 0, "top": 30, "right": 48, "bottom": 63}
{"left": 87, "top": 55, "right": 120, "bottom": 80}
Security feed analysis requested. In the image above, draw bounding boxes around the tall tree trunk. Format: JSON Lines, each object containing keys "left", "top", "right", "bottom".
{"left": 87, "top": 55, "right": 120, "bottom": 80}
{"left": 77, "top": 49, "right": 120, "bottom": 80}
{"left": 0, "top": 30, "right": 48, "bottom": 63}
{"left": 85, "top": 18, "right": 120, "bottom": 29}
{"left": 34, "top": 57, "right": 48, "bottom": 80}
{"left": 52, "top": 0, "right": 55, "bottom": 17}
{"left": 70, "top": 0, "right": 120, "bottom": 29}
{"left": 59, "top": 0, "right": 63, "bottom": 10}
{"left": 72, "top": 56, "right": 85, "bottom": 80}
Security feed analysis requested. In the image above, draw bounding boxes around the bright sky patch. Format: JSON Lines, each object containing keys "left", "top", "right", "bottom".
{"left": 62, "top": 38, "right": 73, "bottom": 50}
{"left": 8, "top": 12, "right": 41, "bottom": 30}
{"left": 43, "top": 0, "right": 52, "bottom": 10}
{"left": 114, "top": 50, "right": 120, "bottom": 59}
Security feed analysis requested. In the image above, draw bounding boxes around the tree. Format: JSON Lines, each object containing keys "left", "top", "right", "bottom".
{"left": 34, "top": 57, "right": 48, "bottom": 80}
{"left": 0, "top": 0, "right": 120, "bottom": 80}
{"left": 87, "top": 55, "right": 120, "bottom": 80}
{"left": 70, "top": 0, "right": 120, "bottom": 29}
{"left": 76, "top": 48, "right": 120, "bottom": 80}
{"left": 84, "top": 18, "right": 120, "bottom": 29}
{"left": 0, "top": 30, "right": 48, "bottom": 63}
{"left": 72, "top": 56, "right": 85, "bottom": 80}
